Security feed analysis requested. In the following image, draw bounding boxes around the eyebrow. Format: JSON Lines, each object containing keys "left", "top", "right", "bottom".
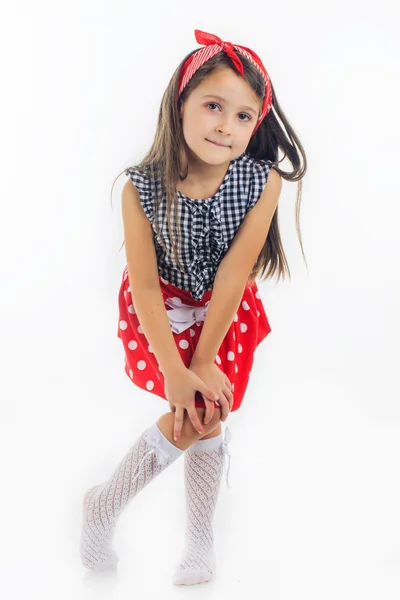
{"left": 201, "top": 94, "right": 259, "bottom": 116}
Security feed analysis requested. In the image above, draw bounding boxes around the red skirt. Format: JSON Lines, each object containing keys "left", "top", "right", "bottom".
{"left": 117, "top": 266, "right": 272, "bottom": 412}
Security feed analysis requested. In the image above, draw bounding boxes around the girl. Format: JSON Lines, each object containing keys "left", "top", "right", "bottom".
{"left": 80, "top": 29, "right": 307, "bottom": 585}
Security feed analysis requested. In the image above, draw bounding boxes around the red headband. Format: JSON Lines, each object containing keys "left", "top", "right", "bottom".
{"left": 177, "top": 29, "right": 273, "bottom": 135}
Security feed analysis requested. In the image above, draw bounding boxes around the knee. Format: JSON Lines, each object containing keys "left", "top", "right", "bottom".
{"left": 183, "top": 406, "right": 222, "bottom": 438}
{"left": 203, "top": 406, "right": 222, "bottom": 434}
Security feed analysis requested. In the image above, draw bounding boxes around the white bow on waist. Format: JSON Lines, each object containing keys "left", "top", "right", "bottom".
{"left": 165, "top": 296, "right": 211, "bottom": 334}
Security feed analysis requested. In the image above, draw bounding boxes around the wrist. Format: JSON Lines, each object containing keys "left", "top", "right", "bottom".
{"left": 162, "top": 362, "right": 188, "bottom": 379}
{"left": 190, "top": 356, "right": 215, "bottom": 368}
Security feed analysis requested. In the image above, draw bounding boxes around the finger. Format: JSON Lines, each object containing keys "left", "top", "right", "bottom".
{"left": 187, "top": 406, "right": 205, "bottom": 436}
{"left": 202, "top": 383, "right": 220, "bottom": 403}
{"left": 224, "top": 385, "right": 234, "bottom": 411}
{"left": 202, "top": 397, "right": 215, "bottom": 425}
{"left": 219, "top": 394, "right": 230, "bottom": 422}
{"left": 173, "top": 408, "right": 184, "bottom": 441}
{"left": 224, "top": 377, "right": 232, "bottom": 389}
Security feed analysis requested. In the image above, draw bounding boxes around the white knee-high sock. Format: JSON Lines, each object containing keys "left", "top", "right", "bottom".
{"left": 172, "top": 427, "right": 232, "bottom": 585}
{"left": 80, "top": 422, "right": 184, "bottom": 571}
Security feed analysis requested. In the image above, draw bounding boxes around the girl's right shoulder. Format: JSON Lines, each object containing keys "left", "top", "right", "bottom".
{"left": 125, "top": 167, "right": 150, "bottom": 185}
{"left": 123, "top": 168, "right": 155, "bottom": 224}
{"left": 121, "top": 178, "right": 149, "bottom": 226}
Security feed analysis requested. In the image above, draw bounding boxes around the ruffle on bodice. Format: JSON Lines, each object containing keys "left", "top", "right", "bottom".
{"left": 180, "top": 197, "right": 229, "bottom": 301}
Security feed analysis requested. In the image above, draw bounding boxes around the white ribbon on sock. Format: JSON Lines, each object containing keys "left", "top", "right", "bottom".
{"left": 129, "top": 427, "right": 172, "bottom": 487}
{"left": 165, "top": 296, "right": 211, "bottom": 334}
{"left": 131, "top": 426, "right": 232, "bottom": 490}
{"left": 222, "top": 427, "right": 232, "bottom": 489}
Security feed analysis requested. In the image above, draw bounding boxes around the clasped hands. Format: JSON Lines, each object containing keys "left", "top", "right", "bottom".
{"left": 166, "top": 359, "right": 234, "bottom": 442}
{"left": 188, "top": 359, "right": 233, "bottom": 424}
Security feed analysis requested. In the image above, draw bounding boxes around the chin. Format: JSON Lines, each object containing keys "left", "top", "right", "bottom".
{"left": 186, "top": 139, "right": 243, "bottom": 165}
{"left": 202, "top": 155, "right": 231, "bottom": 166}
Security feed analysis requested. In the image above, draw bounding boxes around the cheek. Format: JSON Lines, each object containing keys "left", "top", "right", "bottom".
{"left": 184, "top": 114, "right": 207, "bottom": 139}
{"left": 243, "top": 127, "right": 255, "bottom": 143}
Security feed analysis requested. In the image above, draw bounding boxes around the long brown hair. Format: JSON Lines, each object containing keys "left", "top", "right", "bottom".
{"left": 111, "top": 49, "right": 308, "bottom": 283}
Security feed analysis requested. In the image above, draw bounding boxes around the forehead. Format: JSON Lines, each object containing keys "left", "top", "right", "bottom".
{"left": 193, "top": 68, "right": 260, "bottom": 108}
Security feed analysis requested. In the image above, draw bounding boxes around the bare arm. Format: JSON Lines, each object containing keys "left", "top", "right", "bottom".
{"left": 121, "top": 179, "right": 186, "bottom": 378}
{"left": 190, "top": 278, "right": 247, "bottom": 367}
{"left": 191, "top": 168, "right": 282, "bottom": 366}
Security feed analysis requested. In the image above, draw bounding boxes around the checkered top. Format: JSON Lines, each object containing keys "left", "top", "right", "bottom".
{"left": 125, "top": 152, "right": 272, "bottom": 301}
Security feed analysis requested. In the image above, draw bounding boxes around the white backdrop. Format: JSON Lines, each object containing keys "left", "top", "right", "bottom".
{"left": 1, "top": 1, "right": 399, "bottom": 598}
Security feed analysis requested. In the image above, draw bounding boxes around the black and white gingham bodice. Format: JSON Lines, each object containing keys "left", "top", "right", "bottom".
{"left": 125, "top": 152, "right": 272, "bottom": 301}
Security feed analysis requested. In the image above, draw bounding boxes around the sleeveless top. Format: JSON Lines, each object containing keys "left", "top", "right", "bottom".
{"left": 125, "top": 151, "right": 273, "bottom": 302}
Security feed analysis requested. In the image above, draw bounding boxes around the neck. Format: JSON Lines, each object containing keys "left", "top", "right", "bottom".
{"left": 182, "top": 146, "right": 231, "bottom": 187}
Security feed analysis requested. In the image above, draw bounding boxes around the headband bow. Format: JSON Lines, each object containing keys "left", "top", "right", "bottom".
{"left": 177, "top": 29, "right": 272, "bottom": 135}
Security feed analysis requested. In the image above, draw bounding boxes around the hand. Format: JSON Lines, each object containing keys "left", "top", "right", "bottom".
{"left": 188, "top": 360, "right": 233, "bottom": 425}
{"left": 164, "top": 367, "right": 220, "bottom": 442}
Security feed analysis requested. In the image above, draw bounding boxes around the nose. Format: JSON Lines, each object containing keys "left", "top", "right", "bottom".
{"left": 216, "top": 113, "right": 233, "bottom": 135}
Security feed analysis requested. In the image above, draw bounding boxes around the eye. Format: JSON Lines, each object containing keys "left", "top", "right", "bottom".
{"left": 206, "top": 103, "right": 252, "bottom": 122}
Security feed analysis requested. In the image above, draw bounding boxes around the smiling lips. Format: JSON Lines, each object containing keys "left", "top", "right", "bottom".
{"left": 207, "top": 139, "right": 230, "bottom": 147}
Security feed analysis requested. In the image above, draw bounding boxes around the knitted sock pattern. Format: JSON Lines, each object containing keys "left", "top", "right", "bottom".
{"left": 80, "top": 422, "right": 184, "bottom": 571}
{"left": 172, "top": 427, "right": 232, "bottom": 585}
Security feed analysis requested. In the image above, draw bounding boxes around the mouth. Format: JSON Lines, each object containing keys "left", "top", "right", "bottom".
{"left": 207, "top": 139, "right": 230, "bottom": 148}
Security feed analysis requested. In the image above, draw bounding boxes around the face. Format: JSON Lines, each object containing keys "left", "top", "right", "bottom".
{"left": 179, "top": 67, "right": 261, "bottom": 167}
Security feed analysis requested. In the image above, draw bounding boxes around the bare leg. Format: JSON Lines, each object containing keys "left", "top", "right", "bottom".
{"left": 198, "top": 424, "right": 222, "bottom": 440}
{"left": 156, "top": 407, "right": 222, "bottom": 451}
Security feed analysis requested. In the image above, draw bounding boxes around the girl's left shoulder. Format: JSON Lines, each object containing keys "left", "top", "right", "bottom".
{"left": 240, "top": 153, "right": 277, "bottom": 175}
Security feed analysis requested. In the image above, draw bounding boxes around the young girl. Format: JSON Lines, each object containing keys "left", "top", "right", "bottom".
{"left": 80, "top": 29, "right": 307, "bottom": 585}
